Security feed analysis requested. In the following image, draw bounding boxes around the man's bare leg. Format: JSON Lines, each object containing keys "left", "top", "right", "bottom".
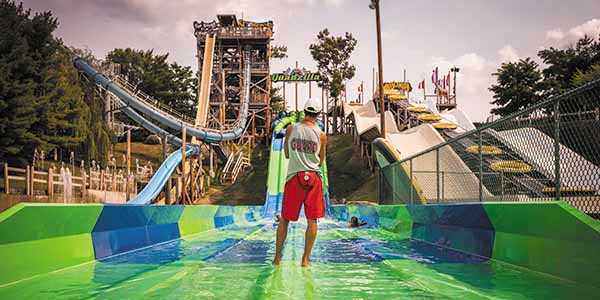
{"left": 272, "top": 218, "right": 289, "bottom": 265}
{"left": 302, "top": 219, "right": 318, "bottom": 267}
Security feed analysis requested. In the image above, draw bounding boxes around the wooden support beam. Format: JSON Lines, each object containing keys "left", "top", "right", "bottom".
{"left": 126, "top": 129, "right": 131, "bottom": 175}
{"left": 181, "top": 126, "right": 187, "bottom": 204}
{"left": 48, "top": 167, "right": 53, "bottom": 196}
{"left": 4, "top": 162, "right": 8, "bottom": 195}
{"left": 251, "top": 111, "right": 256, "bottom": 147}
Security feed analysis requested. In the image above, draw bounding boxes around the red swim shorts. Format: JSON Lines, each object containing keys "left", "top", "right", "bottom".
{"left": 281, "top": 171, "right": 324, "bottom": 221}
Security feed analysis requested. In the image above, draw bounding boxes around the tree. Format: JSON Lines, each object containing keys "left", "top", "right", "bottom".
{"left": 309, "top": 29, "right": 357, "bottom": 133}
{"left": 489, "top": 58, "right": 544, "bottom": 116}
{"left": 0, "top": 1, "right": 111, "bottom": 165}
{"left": 106, "top": 48, "right": 197, "bottom": 119}
{"left": 270, "top": 86, "right": 285, "bottom": 113}
{"left": 0, "top": 1, "right": 52, "bottom": 164}
{"left": 271, "top": 45, "right": 288, "bottom": 59}
{"left": 538, "top": 34, "right": 600, "bottom": 96}
{"left": 572, "top": 64, "right": 600, "bottom": 86}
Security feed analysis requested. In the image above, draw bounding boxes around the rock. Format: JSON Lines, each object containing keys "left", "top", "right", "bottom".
{"left": 144, "top": 134, "right": 162, "bottom": 144}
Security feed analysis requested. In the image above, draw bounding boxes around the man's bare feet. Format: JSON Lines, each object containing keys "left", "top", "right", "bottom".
{"left": 272, "top": 257, "right": 281, "bottom": 265}
{"left": 301, "top": 259, "right": 312, "bottom": 267}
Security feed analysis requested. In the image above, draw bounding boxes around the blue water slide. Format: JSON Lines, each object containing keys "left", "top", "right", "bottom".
{"left": 127, "top": 146, "right": 198, "bottom": 205}
{"left": 73, "top": 49, "right": 251, "bottom": 143}
{"left": 74, "top": 50, "right": 252, "bottom": 204}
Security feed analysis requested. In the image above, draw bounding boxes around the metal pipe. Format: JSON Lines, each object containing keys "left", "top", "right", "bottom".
{"left": 436, "top": 148, "right": 440, "bottom": 203}
{"left": 554, "top": 99, "right": 561, "bottom": 201}
{"left": 478, "top": 131, "right": 483, "bottom": 202}
{"left": 73, "top": 50, "right": 252, "bottom": 144}
{"left": 371, "top": 0, "right": 386, "bottom": 138}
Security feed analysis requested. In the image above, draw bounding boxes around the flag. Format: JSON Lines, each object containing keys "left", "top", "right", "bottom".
{"left": 417, "top": 80, "right": 425, "bottom": 89}
{"left": 446, "top": 72, "right": 451, "bottom": 91}
{"left": 431, "top": 67, "right": 438, "bottom": 84}
{"left": 440, "top": 78, "right": 446, "bottom": 89}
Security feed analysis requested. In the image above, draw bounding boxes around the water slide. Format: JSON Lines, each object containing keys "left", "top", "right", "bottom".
{"left": 73, "top": 48, "right": 252, "bottom": 204}
{"left": 346, "top": 100, "right": 491, "bottom": 202}
{"left": 194, "top": 34, "right": 215, "bottom": 129}
{"left": 263, "top": 112, "right": 330, "bottom": 217}
{"left": 127, "top": 147, "right": 198, "bottom": 204}
{"left": 490, "top": 127, "right": 600, "bottom": 194}
{"left": 73, "top": 48, "right": 251, "bottom": 144}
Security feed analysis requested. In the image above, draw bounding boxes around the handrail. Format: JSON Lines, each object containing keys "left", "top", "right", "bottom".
{"left": 73, "top": 48, "right": 252, "bottom": 143}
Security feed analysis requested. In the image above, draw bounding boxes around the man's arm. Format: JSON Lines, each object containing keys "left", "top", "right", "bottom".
{"left": 284, "top": 125, "right": 293, "bottom": 159}
{"left": 318, "top": 132, "right": 327, "bottom": 167}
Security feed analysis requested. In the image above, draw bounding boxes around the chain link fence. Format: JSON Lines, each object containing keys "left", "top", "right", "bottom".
{"left": 380, "top": 79, "right": 600, "bottom": 219}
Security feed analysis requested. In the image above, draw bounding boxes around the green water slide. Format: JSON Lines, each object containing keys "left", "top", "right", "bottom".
{"left": 263, "top": 112, "right": 330, "bottom": 217}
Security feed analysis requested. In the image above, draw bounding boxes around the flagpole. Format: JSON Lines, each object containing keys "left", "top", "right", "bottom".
{"left": 283, "top": 82, "right": 286, "bottom": 111}
{"left": 361, "top": 81, "right": 364, "bottom": 103}
{"left": 295, "top": 61, "right": 298, "bottom": 111}
{"left": 372, "top": 68, "right": 375, "bottom": 100}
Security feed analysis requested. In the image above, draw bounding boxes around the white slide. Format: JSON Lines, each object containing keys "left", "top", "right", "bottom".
{"left": 346, "top": 100, "right": 490, "bottom": 202}
{"left": 490, "top": 127, "right": 600, "bottom": 195}
{"left": 386, "top": 124, "right": 492, "bottom": 202}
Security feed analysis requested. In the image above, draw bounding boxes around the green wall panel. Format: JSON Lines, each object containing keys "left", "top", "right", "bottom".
{"left": 0, "top": 234, "right": 95, "bottom": 285}
{"left": 178, "top": 205, "right": 219, "bottom": 237}
{"left": 0, "top": 203, "right": 103, "bottom": 285}
{"left": 0, "top": 203, "right": 103, "bottom": 244}
{"left": 484, "top": 201, "right": 600, "bottom": 287}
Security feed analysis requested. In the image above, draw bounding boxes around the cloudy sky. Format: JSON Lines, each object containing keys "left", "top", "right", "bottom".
{"left": 22, "top": 0, "right": 600, "bottom": 121}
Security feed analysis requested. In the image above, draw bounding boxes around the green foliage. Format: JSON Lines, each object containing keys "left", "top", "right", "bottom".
{"left": 309, "top": 29, "right": 357, "bottom": 98}
{"left": 270, "top": 86, "right": 285, "bottom": 113}
{"left": 106, "top": 48, "right": 197, "bottom": 118}
{"left": 489, "top": 58, "right": 544, "bottom": 116}
{"left": 0, "top": 1, "right": 110, "bottom": 165}
{"left": 572, "top": 64, "right": 600, "bottom": 86}
{"left": 538, "top": 35, "right": 600, "bottom": 96}
{"left": 271, "top": 45, "right": 288, "bottom": 59}
{"left": 490, "top": 34, "right": 600, "bottom": 116}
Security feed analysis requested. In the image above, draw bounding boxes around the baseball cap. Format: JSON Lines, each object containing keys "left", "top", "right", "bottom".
{"left": 304, "top": 98, "right": 322, "bottom": 114}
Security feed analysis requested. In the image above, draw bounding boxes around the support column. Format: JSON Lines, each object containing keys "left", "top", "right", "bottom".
{"left": 181, "top": 127, "right": 187, "bottom": 204}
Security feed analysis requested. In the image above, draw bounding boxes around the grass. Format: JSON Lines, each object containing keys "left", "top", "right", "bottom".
{"left": 201, "top": 144, "right": 269, "bottom": 206}
{"left": 326, "top": 134, "right": 377, "bottom": 202}
{"left": 112, "top": 142, "right": 165, "bottom": 169}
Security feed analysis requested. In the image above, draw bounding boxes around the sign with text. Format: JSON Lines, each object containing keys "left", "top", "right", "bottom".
{"left": 383, "top": 81, "right": 412, "bottom": 92}
{"left": 271, "top": 67, "right": 322, "bottom": 82}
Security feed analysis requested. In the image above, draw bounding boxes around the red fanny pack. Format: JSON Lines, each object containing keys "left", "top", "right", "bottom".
{"left": 296, "top": 171, "right": 318, "bottom": 190}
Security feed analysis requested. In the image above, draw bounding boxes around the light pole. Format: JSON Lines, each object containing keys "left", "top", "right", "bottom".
{"left": 370, "top": 0, "right": 386, "bottom": 138}
{"left": 451, "top": 66, "right": 460, "bottom": 98}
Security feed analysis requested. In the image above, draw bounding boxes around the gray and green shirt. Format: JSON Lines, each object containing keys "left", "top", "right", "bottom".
{"left": 286, "top": 122, "right": 322, "bottom": 182}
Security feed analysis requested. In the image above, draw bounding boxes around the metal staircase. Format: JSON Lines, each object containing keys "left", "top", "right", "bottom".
{"left": 220, "top": 150, "right": 251, "bottom": 184}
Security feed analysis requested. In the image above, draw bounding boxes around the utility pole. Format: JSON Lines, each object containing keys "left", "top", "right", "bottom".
{"left": 371, "top": 0, "right": 386, "bottom": 138}
{"left": 451, "top": 66, "right": 460, "bottom": 98}
{"left": 295, "top": 61, "right": 299, "bottom": 111}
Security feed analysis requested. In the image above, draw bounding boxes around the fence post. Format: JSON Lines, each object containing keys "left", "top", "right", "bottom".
{"left": 500, "top": 172, "right": 504, "bottom": 200}
{"left": 81, "top": 169, "right": 86, "bottom": 196}
{"left": 478, "top": 131, "right": 483, "bottom": 202}
{"left": 26, "top": 165, "right": 31, "bottom": 196}
{"left": 48, "top": 167, "right": 54, "bottom": 196}
{"left": 553, "top": 99, "right": 561, "bottom": 201}
{"left": 409, "top": 159, "right": 413, "bottom": 205}
{"left": 436, "top": 148, "right": 440, "bottom": 203}
{"left": 3, "top": 162, "right": 8, "bottom": 195}
{"left": 441, "top": 171, "right": 445, "bottom": 202}
{"left": 30, "top": 165, "right": 35, "bottom": 196}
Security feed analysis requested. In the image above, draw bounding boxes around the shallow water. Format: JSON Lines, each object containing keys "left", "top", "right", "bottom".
{"left": 1, "top": 219, "right": 597, "bottom": 299}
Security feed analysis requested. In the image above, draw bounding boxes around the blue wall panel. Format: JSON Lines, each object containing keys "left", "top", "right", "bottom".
{"left": 407, "top": 203, "right": 495, "bottom": 258}
{"left": 91, "top": 205, "right": 184, "bottom": 259}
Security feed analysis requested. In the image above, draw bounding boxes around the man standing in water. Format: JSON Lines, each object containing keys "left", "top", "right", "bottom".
{"left": 273, "top": 98, "right": 327, "bottom": 267}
